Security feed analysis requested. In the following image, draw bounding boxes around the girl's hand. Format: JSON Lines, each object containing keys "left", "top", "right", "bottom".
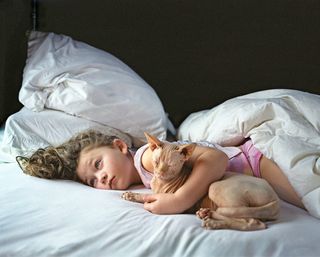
{"left": 143, "top": 193, "right": 183, "bottom": 214}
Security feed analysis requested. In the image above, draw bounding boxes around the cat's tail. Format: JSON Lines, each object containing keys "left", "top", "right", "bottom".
{"left": 216, "top": 200, "right": 279, "bottom": 221}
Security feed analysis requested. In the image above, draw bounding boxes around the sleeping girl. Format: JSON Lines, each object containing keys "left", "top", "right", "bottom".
{"left": 17, "top": 129, "right": 304, "bottom": 214}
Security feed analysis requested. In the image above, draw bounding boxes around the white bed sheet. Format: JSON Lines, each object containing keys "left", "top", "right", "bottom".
{"left": 1, "top": 162, "right": 319, "bottom": 257}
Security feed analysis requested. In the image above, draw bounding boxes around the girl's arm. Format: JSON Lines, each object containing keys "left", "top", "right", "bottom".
{"left": 143, "top": 147, "right": 228, "bottom": 214}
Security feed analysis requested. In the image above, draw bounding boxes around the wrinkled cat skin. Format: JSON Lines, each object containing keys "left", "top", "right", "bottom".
{"left": 122, "top": 133, "right": 279, "bottom": 231}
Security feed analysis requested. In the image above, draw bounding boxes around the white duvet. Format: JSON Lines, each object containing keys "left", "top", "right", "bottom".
{"left": 178, "top": 89, "right": 320, "bottom": 218}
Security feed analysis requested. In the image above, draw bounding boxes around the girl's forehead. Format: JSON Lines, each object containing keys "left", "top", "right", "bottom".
{"left": 82, "top": 145, "right": 109, "bottom": 156}
{"left": 79, "top": 146, "right": 116, "bottom": 165}
{"left": 79, "top": 147, "right": 100, "bottom": 164}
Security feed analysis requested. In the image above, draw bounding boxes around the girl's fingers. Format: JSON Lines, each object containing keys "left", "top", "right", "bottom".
{"left": 144, "top": 201, "right": 157, "bottom": 213}
{"left": 143, "top": 194, "right": 157, "bottom": 203}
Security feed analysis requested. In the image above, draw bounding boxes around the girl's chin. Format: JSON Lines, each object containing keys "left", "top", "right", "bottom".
{"left": 116, "top": 180, "right": 126, "bottom": 190}
{"left": 128, "top": 184, "right": 145, "bottom": 189}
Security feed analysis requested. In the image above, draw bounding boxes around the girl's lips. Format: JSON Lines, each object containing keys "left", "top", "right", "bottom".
{"left": 109, "top": 176, "right": 115, "bottom": 189}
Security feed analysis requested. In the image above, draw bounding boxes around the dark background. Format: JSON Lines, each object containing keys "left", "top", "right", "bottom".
{"left": 1, "top": 0, "right": 319, "bottom": 127}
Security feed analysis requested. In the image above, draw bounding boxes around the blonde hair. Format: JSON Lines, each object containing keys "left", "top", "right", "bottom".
{"left": 16, "top": 130, "right": 118, "bottom": 181}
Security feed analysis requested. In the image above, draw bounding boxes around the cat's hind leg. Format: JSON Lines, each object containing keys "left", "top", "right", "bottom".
{"left": 202, "top": 216, "right": 265, "bottom": 231}
{"left": 197, "top": 209, "right": 266, "bottom": 231}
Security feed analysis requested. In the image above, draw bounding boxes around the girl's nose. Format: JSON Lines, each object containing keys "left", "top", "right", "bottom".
{"left": 96, "top": 171, "right": 108, "bottom": 185}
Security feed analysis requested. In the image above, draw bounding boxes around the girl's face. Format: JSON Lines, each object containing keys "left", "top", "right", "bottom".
{"left": 76, "top": 139, "right": 139, "bottom": 190}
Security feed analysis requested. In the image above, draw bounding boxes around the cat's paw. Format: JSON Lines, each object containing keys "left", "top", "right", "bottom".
{"left": 196, "top": 208, "right": 211, "bottom": 220}
{"left": 121, "top": 191, "right": 135, "bottom": 201}
{"left": 121, "top": 191, "right": 143, "bottom": 203}
{"left": 247, "top": 218, "right": 267, "bottom": 230}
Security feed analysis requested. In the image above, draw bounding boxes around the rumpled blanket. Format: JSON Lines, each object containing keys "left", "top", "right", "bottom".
{"left": 178, "top": 89, "right": 320, "bottom": 218}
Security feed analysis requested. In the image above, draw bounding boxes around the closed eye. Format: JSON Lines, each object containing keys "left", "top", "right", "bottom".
{"left": 153, "top": 160, "right": 159, "bottom": 167}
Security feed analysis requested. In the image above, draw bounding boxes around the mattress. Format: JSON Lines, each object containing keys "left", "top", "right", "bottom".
{"left": 1, "top": 162, "right": 319, "bottom": 257}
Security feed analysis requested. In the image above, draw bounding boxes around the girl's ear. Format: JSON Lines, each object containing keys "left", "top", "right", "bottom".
{"left": 178, "top": 143, "right": 196, "bottom": 161}
{"left": 144, "top": 132, "right": 162, "bottom": 151}
{"left": 112, "top": 139, "right": 128, "bottom": 153}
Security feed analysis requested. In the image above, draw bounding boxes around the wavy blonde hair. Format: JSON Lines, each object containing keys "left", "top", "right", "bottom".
{"left": 16, "top": 130, "right": 118, "bottom": 181}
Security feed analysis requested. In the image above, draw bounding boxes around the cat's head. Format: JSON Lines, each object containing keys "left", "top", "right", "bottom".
{"left": 144, "top": 133, "right": 196, "bottom": 181}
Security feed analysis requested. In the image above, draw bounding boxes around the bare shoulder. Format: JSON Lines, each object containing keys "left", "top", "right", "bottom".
{"left": 187, "top": 145, "right": 228, "bottom": 165}
{"left": 141, "top": 147, "right": 154, "bottom": 173}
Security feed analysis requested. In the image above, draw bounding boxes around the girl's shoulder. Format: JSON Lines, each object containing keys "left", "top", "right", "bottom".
{"left": 132, "top": 144, "right": 153, "bottom": 188}
{"left": 176, "top": 140, "right": 241, "bottom": 160}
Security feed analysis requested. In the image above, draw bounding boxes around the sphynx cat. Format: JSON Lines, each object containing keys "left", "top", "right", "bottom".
{"left": 122, "top": 133, "right": 279, "bottom": 231}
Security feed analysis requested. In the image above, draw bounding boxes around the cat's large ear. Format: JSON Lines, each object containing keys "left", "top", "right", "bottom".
{"left": 178, "top": 143, "right": 196, "bottom": 161}
{"left": 144, "top": 132, "right": 163, "bottom": 151}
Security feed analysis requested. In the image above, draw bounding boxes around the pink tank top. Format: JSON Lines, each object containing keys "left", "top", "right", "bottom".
{"left": 133, "top": 141, "right": 246, "bottom": 188}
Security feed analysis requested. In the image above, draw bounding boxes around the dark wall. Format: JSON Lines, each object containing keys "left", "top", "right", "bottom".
{"left": 0, "top": 0, "right": 30, "bottom": 124}
{"left": 1, "top": 0, "right": 319, "bottom": 126}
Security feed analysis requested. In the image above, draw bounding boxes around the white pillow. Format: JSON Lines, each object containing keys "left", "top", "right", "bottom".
{"left": 0, "top": 107, "right": 133, "bottom": 162}
{"left": 19, "top": 31, "right": 168, "bottom": 146}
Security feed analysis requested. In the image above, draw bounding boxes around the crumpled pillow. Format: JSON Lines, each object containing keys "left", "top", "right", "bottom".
{"left": 19, "top": 31, "right": 169, "bottom": 146}
{"left": 0, "top": 107, "right": 133, "bottom": 162}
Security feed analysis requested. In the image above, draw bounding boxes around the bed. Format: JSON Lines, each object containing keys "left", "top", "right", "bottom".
{"left": 1, "top": 1, "right": 320, "bottom": 257}
{"left": 0, "top": 161, "right": 319, "bottom": 257}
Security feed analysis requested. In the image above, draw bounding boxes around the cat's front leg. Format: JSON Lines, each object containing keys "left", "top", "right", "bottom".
{"left": 121, "top": 191, "right": 145, "bottom": 203}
